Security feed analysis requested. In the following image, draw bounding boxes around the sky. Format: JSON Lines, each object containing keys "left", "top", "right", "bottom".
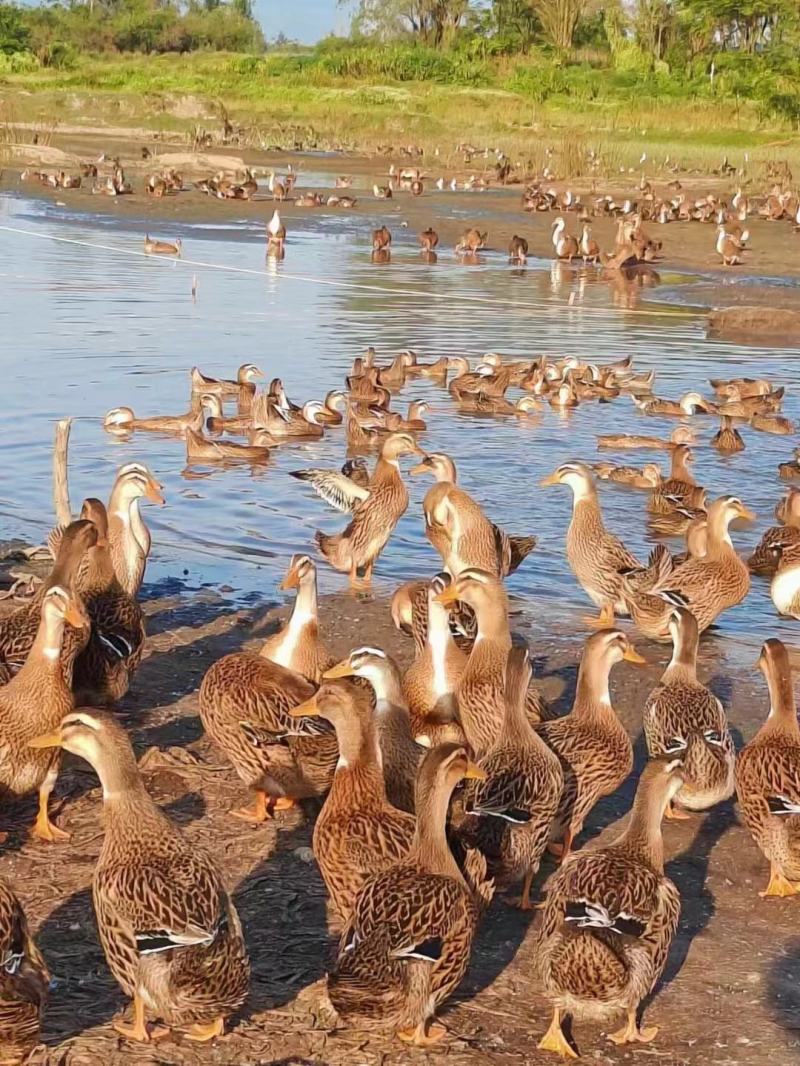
{"left": 256, "top": 0, "right": 348, "bottom": 43}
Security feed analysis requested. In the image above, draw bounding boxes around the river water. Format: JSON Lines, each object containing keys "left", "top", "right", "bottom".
{"left": 0, "top": 190, "right": 798, "bottom": 664}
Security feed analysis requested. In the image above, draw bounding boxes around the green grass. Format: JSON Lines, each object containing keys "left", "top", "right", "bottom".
{"left": 1, "top": 50, "right": 799, "bottom": 177}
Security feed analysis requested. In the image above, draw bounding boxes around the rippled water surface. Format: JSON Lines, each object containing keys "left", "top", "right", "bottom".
{"left": 1, "top": 191, "right": 798, "bottom": 662}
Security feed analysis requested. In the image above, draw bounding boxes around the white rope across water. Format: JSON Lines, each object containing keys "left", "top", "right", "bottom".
{"left": 0, "top": 222, "right": 699, "bottom": 322}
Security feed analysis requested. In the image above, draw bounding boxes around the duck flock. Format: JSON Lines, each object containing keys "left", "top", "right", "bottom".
{"left": 2, "top": 330, "right": 800, "bottom": 1062}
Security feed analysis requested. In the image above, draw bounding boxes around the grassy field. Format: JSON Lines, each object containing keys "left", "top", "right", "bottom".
{"left": 1, "top": 50, "right": 799, "bottom": 177}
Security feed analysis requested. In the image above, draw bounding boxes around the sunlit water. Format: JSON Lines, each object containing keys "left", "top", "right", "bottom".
{"left": 1, "top": 190, "right": 798, "bottom": 666}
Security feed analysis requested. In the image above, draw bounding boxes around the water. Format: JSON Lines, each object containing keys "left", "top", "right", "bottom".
{"left": 1, "top": 190, "right": 798, "bottom": 663}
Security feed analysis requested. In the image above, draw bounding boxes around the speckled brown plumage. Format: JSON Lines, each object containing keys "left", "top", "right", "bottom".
{"left": 0, "top": 876, "right": 49, "bottom": 1062}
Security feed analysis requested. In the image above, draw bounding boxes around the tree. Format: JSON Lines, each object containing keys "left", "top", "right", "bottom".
{"left": 349, "top": 0, "right": 470, "bottom": 46}
{"left": 528, "top": 0, "right": 586, "bottom": 50}
{"left": 634, "top": 0, "right": 674, "bottom": 59}
{"left": 0, "top": 2, "right": 30, "bottom": 53}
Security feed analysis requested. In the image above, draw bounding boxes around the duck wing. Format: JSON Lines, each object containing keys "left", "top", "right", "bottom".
{"left": 289, "top": 469, "right": 371, "bottom": 513}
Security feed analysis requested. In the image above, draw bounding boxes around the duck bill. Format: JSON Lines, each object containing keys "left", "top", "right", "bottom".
{"left": 29, "top": 732, "right": 62, "bottom": 749}
{"left": 323, "top": 661, "right": 356, "bottom": 679}
{"left": 288, "top": 696, "right": 320, "bottom": 718}
{"left": 64, "top": 602, "right": 88, "bottom": 629}
{"left": 146, "top": 480, "right": 166, "bottom": 506}
{"left": 409, "top": 458, "right": 432, "bottom": 476}
{"left": 623, "top": 646, "right": 647, "bottom": 664}
{"left": 280, "top": 566, "right": 301, "bottom": 591}
{"left": 463, "top": 762, "right": 487, "bottom": 781}
{"left": 433, "top": 586, "right": 460, "bottom": 607}
{"left": 737, "top": 505, "right": 756, "bottom": 522}
{"left": 540, "top": 473, "right": 561, "bottom": 487}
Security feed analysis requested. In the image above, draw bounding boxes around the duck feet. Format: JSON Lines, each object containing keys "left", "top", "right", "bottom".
{"left": 514, "top": 872, "right": 535, "bottom": 910}
{"left": 397, "top": 1020, "right": 447, "bottom": 1047}
{"left": 582, "top": 605, "right": 615, "bottom": 630}
{"left": 114, "top": 996, "right": 162, "bottom": 1043}
{"left": 607, "top": 1009, "right": 658, "bottom": 1045}
{"left": 30, "top": 811, "right": 70, "bottom": 843}
{"left": 231, "top": 789, "right": 269, "bottom": 823}
{"left": 760, "top": 865, "right": 799, "bottom": 898}
{"left": 538, "top": 1009, "right": 577, "bottom": 1059}
{"left": 184, "top": 1016, "right": 224, "bottom": 1042}
{"left": 664, "top": 801, "right": 692, "bottom": 821}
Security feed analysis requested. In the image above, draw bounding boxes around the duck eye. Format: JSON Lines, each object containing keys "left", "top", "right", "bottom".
{"left": 704, "top": 730, "right": 723, "bottom": 746}
{"left": 664, "top": 736, "right": 687, "bottom": 754}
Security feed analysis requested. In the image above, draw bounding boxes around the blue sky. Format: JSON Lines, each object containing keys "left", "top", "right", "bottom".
{"left": 256, "top": 0, "right": 348, "bottom": 43}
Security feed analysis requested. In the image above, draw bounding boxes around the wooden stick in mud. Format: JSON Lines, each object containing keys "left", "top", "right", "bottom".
{"left": 53, "top": 417, "right": 72, "bottom": 527}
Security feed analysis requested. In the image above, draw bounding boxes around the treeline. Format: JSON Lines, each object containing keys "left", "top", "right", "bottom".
{"left": 0, "top": 0, "right": 264, "bottom": 68}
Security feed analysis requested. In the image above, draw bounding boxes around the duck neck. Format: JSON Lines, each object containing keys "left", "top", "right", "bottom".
{"left": 574, "top": 653, "right": 614, "bottom": 718}
{"left": 705, "top": 509, "right": 734, "bottom": 560}
{"left": 663, "top": 626, "right": 698, "bottom": 685}
{"left": 670, "top": 450, "right": 694, "bottom": 485}
{"left": 329, "top": 714, "right": 388, "bottom": 808}
{"left": 19, "top": 611, "right": 68, "bottom": 683}
{"left": 77, "top": 544, "right": 118, "bottom": 595}
{"left": 409, "top": 775, "right": 463, "bottom": 882}
{"left": 616, "top": 785, "right": 667, "bottom": 871}
{"left": 761, "top": 663, "right": 799, "bottom": 739}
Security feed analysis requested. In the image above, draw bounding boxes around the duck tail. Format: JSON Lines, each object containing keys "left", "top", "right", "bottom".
{"left": 315, "top": 529, "right": 345, "bottom": 568}
{"left": 507, "top": 534, "right": 538, "bottom": 574}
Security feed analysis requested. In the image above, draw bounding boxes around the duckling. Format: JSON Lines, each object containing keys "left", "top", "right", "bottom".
{"left": 508, "top": 235, "right": 528, "bottom": 263}
{"left": 267, "top": 210, "right": 286, "bottom": 254}
{"left": 643, "top": 607, "right": 734, "bottom": 815}
{"left": 736, "top": 639, "right": 800, "bottom": 896}
{"left": 541, "top": 462, "right": 641, "bottom": 626}
{"left": 0, "top": 586, "right": 88, "bottom": 841}
{"left": 748, "top": 487, "right": 800, "bottom": 576}
{"left": 323, "top": 648, "right": 422, "bottom": 813}
{"left": 259, "top": 554, "right": 333, "bottom": 682}
{"left": 314, "top": 433, "right": 424, "bottom": 588}
{"left": 143, "top": 235, "right": 181, "bottom": 256}
{"left": 419, "top": 227, "right": 439, "bottom": 252}
{"left": 327, "top": 743, "right": 492, "bottom": 1047}
{"left": 460, "top": 647, "right": 563, "bottom": 909}
{"left": 597, "top": 427, "right": 696, "bottom": 451}
{"left": 537, "top": 759, "right": 682, "bottom": 1057}
{"left": 290, "top": 680, "right": 415, "bottom": 925}
{"left": 536, "top": 630, "right": 641, "bottom": 860}
{"left": 711, "top": 415, "right": 745, "bottom": 453}
{"left": 0, "top": 877, "right": 49, "bottom": 1062}
{"left": 30, "top": 711, "right": 249, "bottom": 1041}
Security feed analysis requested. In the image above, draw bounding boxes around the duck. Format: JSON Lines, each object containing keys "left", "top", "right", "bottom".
{"left": 419, "top": 227, "right": 439, "bottom": 251}
{"left": 190, "top": 364, "right": 263, "bottom": 404}
{"left": 710, "top": 376, "right": 774, "bottom": 401}
{"left": 106, "top": 463, "right": 163, "bottom": 598}
{"left": 0, "top": 877, "right": 49, "bottom": 1061}
{"left": 326, "top": 742, "right": 492, "bottom": 1047}
{"left": 309, "top": 433, "right": 423, "bottom": 587}
{"left": 623, "top": 495, "right": 754, "bottom": 640}
{"left": 736, "top": 639, "right": 800, "bottom": 896}
{"left": 536, "top": 629, "right": 640, "bottom": 860}
{"left": 267, "top": 210, "right": 286, "bottom": 254}
{"left": 259, "top": 554, "right": 333, "bottom": 682}
{"left": 372, "top": 226, "right": 392, "bottom": 252}
{"left": 199, "top": 393, "right": 254, "bottom": 435}
{"left": 751, "top": 413, "right": 795, "bottom": 435}
{"left": 597, "top": 426, "right": 696, "bottom": 450}
{"left": 592, "top": 462, "right": 662, "bottom": 489}
{"left": 0, "top": 586, "right": 88, "bottom": 841}
{"left": 643, "top": 607, "right": 735, "bottom": 815}
{"left": 290, "top": 680, "right": 415, "bottom": 926}
{"left": 711, "top": 415, "right": 745, "bottom": 453}
{"left": 580, "top": 223, "right": 601, "bottom": 264}
{"left": 71, "top": 498, "right": 146, "bottom": 707}
{"left": 508, "top": 235, "right": 528, "bottom": 263}
{"left": 551, "top": 217, "right": 579, "bottom": 261}
{"left": 103, "top": 403, "right": 205, "bottom": 436}
{"left": 455, "top": 228, "right": 487, "bottom": 254}
{"left": 460, "top": 647, "right": 563, "bottom": 909}
{"left": 323, "top": 648, "right": 423, "bottom": 813}
{"left": 143, "top": 235, "right": 181, "bottom": 256}
{"left": 536, "top": 759, "right": 682, "bottom": 1058}
{"left": 769, "top": 543, "right": 800, "bottom": 618}
{"left": 185, "top": 425, "right": 270, "bottom": 464}
{"left": 436, "top": 568, "right": 547, "bottom": 740}
{"left": 716, "top": 225, "right": 744, "bottom": 265}
{"left": 541, "top": 462, "right": 641, "bottom": 626}
{"left": 412, "top": 452, "right": 536, "bottom": 576}
{"left": 647, "top": 443, "right": 702, "bottom": 514}
{"left": 372, "top": 183, "right": 393, "bottom": 199}
{"left": 748, "top": 488, "right": 800, "bottom": 575}
{"left": 402, "top": 574, "right": 467, "bottom": 747}
{"left": 0, "top": 520, "right": 96, "bottom": 682}
{"left": 633, "top": 391, "right": 713, "bottom": 416}
{"left": 251, "top": 395, "right": 328, "bottom": 439}
{"left": 199, "top": 644, "right": 338, "bottom": 823}
{"left": 30, "top": 710, "right": 249, "bottom": 1041}
{"left": 779, "top": 447, "right": 800, "bottom": 480}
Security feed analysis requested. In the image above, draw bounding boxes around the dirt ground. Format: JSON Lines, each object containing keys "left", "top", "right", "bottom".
{"left": 2, "top": 130, "right": 800, "bottom": 292}
{"left": 0, "top": 575, "right": 798, "bottom": 1066}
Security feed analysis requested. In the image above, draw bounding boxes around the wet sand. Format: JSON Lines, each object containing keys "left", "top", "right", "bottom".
{"left": 0, "top": 577, "right": 797, "bottom": 1066}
